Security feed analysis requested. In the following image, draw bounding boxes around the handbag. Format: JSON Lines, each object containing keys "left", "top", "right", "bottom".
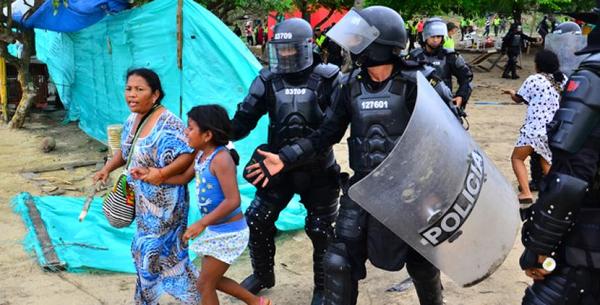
{"left": 103, "top": 105, "right": 160, "bottom": 228}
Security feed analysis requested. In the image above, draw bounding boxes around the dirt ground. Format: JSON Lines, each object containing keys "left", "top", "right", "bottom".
{"left": 1, "top": 50, "right": 540, "bottom": 305}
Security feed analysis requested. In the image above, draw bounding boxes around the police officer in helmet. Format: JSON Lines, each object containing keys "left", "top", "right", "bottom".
{"left": 230, "top": 17, "right": 341, "bottom": 305}
{"left": 501, "top": 23, "right": 538, "bottom": 79}
{"left": 407, "top": 17, "right": 474, "bottom": 109}
{"left": 244, "top": 6, "right": 456, "bottom": 305}
{"left": 520, "top": 3, "right": 600, "bottom": 304}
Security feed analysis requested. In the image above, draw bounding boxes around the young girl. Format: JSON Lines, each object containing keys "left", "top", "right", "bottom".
{"left": 133, "top": 104, "right": 271, "bottom": 305}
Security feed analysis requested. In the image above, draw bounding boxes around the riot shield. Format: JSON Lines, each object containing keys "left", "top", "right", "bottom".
{"left": 545, "top": 33, "right": 587, "bottom": 76}
{"left": 348, "top": 72, "right": 520, "bottom": 287}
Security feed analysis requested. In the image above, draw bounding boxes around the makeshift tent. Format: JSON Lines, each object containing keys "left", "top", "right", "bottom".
{"left": 11, "top": 0, "right": 309, "bottom": 273}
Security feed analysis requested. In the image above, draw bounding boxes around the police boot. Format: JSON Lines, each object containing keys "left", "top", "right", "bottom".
{"left": 240, "top": 272, "right": 275, "bottom": 294}
{"left": 407, "top": 256, "right": 444, "bottom": 305}
{"left": 310, "top": 288, "right": 324, "bottom": 305}
{"left": 412, "top": 273, "right": 444, "bottom": 305}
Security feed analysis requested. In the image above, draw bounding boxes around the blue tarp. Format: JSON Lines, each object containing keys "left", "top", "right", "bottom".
{"left": 13, "top": 0, "right": 130, "bottom": 33}
{"left": 12, "top": 191, "right": 307, "bottom": 273}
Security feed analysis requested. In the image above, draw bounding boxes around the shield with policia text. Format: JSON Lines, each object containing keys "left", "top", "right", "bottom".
{"left": 348, "top": 72, "right": 520, "bottom": 287}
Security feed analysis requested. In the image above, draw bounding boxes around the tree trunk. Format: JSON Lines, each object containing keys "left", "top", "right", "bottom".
{"left": 1, "top": 58, "right": 7, "bottom": 122}
{"left": 297, "top": 0, "right": 310, "bottom": 22}
{"left": 8, "top": 29, "right": 36, "bottom": 129}
{"left": 314, "top": 8, "right": 335, "bottom": 29}
{"left": 8, "top": 65, "right": 36, "bottom": 128}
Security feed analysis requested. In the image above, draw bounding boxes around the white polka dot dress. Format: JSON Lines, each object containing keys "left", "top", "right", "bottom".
{"left": 515, "top": 73, "right": 566, "bottom": 164}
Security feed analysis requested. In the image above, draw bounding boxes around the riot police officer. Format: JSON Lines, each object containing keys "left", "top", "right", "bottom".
{"left": 245, "top": 6, "right": 457, "bottom": 305}
{"left": 407, "top": 17, "right": 473, "bottom": 108}
{"left": 520, "top": 7, "right": 600, "bottom": 304}
{"left": 230, "top": 18, "right": 341, "bottom": 305}
{"left": 502, "top": 23, "right": 538, "bottom": 79}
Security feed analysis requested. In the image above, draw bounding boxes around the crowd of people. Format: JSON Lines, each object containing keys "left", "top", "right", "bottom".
{"left": 93, "top": 3, "right": 600, "bottom": 305}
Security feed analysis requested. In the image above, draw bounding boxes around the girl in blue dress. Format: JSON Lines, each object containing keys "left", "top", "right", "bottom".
{"left": 135, "top": 104, "right": 271, "bottom": 305}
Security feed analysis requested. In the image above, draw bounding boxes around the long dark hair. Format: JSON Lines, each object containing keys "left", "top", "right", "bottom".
{"left": 126, "top": 68, "right": 165, "bottom": 104}
{"left": 535, "top": 50, "right": 564, "bottom": 83}
{"left": 187, "top": 104, "right": 231, "bottom": 147}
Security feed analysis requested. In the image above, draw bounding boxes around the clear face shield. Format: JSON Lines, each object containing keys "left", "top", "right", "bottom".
{"left": 268, "top": 40, "right": 313, "bottom": 74}
{"left": 325, "top": 8, "right": 380, "bottom": 54}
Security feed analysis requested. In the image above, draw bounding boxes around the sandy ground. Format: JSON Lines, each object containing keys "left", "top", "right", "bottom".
{"left": 1, "top": 51, "right": 540, "bottom": 305}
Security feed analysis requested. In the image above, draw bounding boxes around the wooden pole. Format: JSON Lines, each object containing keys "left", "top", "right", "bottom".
{"left": 0, "top": 57, "right": 7, "bottom": 122}
{"left": 177, "top": 0, "right": 183, "bottom": 117}
{"left": 177, "top": 0, "right": 183, "bottom": 70}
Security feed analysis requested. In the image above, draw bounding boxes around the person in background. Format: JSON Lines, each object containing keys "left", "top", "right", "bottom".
{"left": 502, "top": 50, "right": 566, "bottom": 204}
{"left": 408, "top": 18, "right": 474, "bottom": 109}
{"left": 444, "top": 22, "right": 458, "bottom": 49}
{"left": 493, "top": 15, "right": 501, "bottom": 37}
{"left": 501, "top": 23, "right": 538, "bottom": 79}
{"left": 234, "top": 24, "right": 242, "bottom": 37}
{"left": 417, "top": 17, "right": 425, "bottom": 46}
{"left": 245, "top": 21, "right": 254, "bottom": 46}
{"left": 483, "top": 14, "right": 491, "bottom": 37}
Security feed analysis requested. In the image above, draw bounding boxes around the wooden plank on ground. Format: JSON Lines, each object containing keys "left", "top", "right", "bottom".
{"left": 24, "top": 194, "right": 66, "bottom": 271}
{"left": 20, "top": 160, "right": 102, "bottom": 174}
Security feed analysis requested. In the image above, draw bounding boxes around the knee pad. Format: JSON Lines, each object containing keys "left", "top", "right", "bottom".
{"left": 335, "top": 195, "right": 366, "bottom": 241}
{"left": 245, "top": 197, "right": 279, "bottom": 232}
{"left": 522, "top": 172, "right": 588, "bottom": 256}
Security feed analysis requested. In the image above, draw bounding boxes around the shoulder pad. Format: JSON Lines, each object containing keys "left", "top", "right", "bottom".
{"left": 400, "top": 64, "right": 436, "bottom": 80}
{"left": 442, "top": 47, "right": 457, "bottom": 55}
{"left": 407, "top": 48, "right": 424, "bottom": 60}
{"left": 402, "top": 58, "right": 425, "bottom": 70}
{"left": 248, "top": 75, "right": 267, "bottom": 98}
{"left": 258, "top": 68, "right": 274, "bottom": 81}
{"left": 548, "top": 69, "right": 600, "bottom": 153}
{"left": 313, "top": 63, "right": 340, "bottom": 79}
{"left": 566, "top": 69, "right": 600, "bottom": 109}
{"left": 340, "top": 68, "right": 362, "bottom": 85}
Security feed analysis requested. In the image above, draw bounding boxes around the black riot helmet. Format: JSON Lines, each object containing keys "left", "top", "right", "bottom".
{"left": 268, "top": 18, "right": 314, "bottom": 74}
{"left": 326, "top": 6, "right": 407, "bottom": 67}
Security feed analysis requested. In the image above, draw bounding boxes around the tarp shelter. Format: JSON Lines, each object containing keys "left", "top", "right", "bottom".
{"left": 12, "top": 0, "right": 131, "bottom": 33}
{"left": 11, "top": 0, "right": 309, "bottom": 273}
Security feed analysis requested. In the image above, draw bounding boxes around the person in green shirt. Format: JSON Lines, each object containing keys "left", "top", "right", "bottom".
{"left": 493, "top": 15, "right": 501, "bottom": 36}
{"left": 444, "top": 22, "right": 458, "bottom": 49}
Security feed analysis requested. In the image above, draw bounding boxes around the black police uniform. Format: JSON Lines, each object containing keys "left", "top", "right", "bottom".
{"left": 502, "top": 26, "right": 536, "bottom": 79}
{"left": 520, "top": 51, "right": 600, "bottom": 305}
{"left": 230, "top": 18, "right": 341, "bottom": 305}
{"left": 408, "top": 47, "right": 473, "bottom": 106}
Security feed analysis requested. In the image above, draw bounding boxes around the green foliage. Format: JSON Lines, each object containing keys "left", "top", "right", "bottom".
{"left": 364, "top": 0, "right": 597, "bottom": 19}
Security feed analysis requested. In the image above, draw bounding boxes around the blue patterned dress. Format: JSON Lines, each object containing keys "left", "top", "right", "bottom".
{"left": 121, "top": 110, "right": 200, "bottom": 305}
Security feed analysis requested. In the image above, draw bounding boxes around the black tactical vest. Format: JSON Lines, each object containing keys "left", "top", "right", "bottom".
{"left": 511, "top": 34, "right": 522, "bottom": 48}
{"left": 347, "top": 76, "right": 412, "bottom": 174}
{"left": 411, "top": 49, "right": 452, "bottom": 91}
{"left": 267, "top": 72, "right": 325, "bottom": 151}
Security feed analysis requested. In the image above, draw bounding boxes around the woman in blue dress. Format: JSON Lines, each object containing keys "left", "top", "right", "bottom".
{"left": 94, "top": 68, "right": 200, "bottom": 305}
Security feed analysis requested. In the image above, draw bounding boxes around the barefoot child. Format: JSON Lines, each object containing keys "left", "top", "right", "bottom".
{"left": 133, "top": 104, "right": 271, "bottom": 305}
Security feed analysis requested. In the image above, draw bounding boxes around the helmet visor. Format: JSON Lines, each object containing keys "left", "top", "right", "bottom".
{"left": 268, "top": 41, "right": 313, "bottom": 74}
{"left": 325, "top": 8, "right": 380, "bottom": 54}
